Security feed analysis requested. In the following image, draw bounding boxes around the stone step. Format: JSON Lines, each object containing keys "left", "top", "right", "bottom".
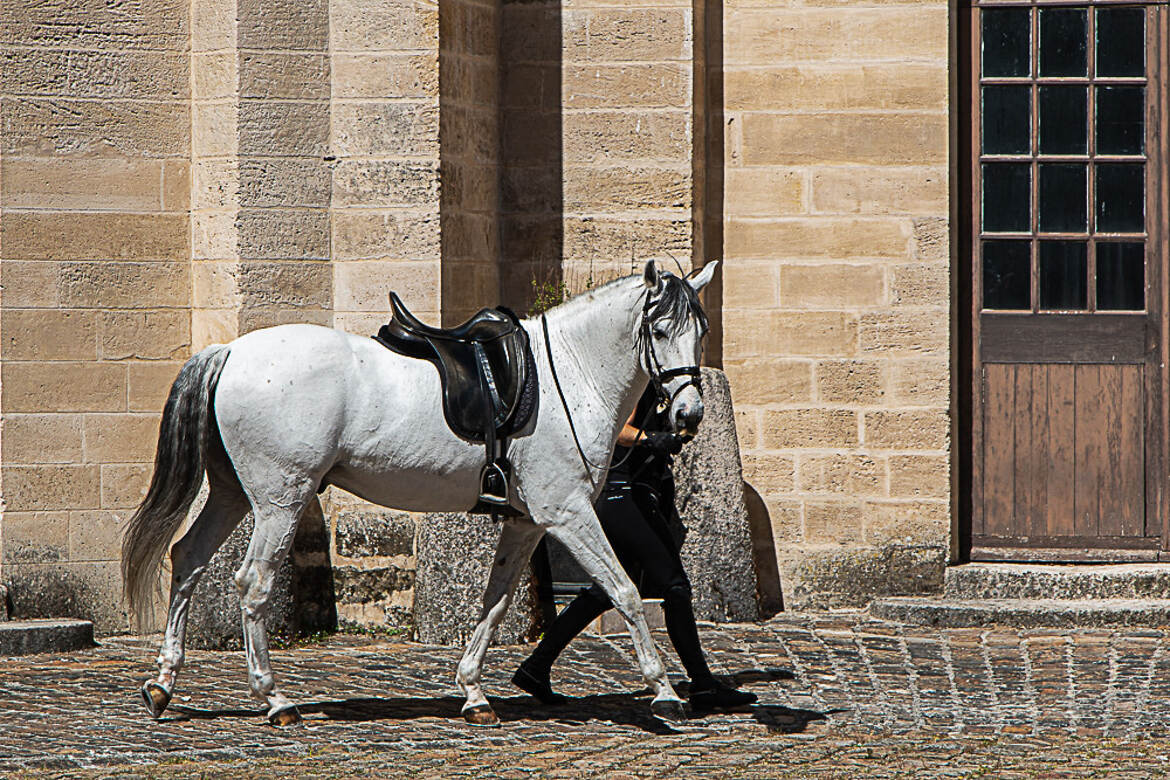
{"left": 869, "top": 596, "right": 1170, "bottom": 628}
{"left": 0, "top": 619, "right": 94, "bottom": 656}
{"left": 945, "top": 562, "right": 1170, "bottom": 601}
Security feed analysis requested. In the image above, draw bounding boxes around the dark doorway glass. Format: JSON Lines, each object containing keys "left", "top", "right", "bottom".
{"left": 1039, "top": 86, "right": 1087, "bottom": 155}
{"left": 1097, "top": 242, "right": 1145, "bottom": 310}
{"left": 1040, "top": 9, "right": 1088, "bottom": 77}
{"left": 1096, "top": 86, "right": 1144, "bottom": 156}
{"left": 983, "top": 240, "right": 1031, "bottom": 310}
{"left": 983, "top": 8, "right": 1031, "bottom": 78}
{"left": 1039, "top": 164, "right": 1087, "bottom": 233}
{"left": 1096, "top": 7, "right": 1145, "bottom": 78}
{"left": 983, "top": 163, "right": 1031, "bottom": 233}
{"left": 1096, "top": 164, "right": 1145, "bottom": 233}
{"left": 1039, "top": 241, "right": 1088, "bottom": 310}
{"left": 983, "top": 86, "right": 1031, "bottom": 155}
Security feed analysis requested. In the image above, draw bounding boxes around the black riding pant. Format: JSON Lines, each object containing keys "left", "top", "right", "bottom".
{"left": 525, "top": 482, "right": 715, "bottom": 691}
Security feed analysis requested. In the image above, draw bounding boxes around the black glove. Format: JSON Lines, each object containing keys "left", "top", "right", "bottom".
{"left": 641, "top": 431, "right": 683, "bottom": 455}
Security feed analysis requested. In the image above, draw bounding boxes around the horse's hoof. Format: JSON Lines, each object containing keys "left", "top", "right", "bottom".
{"left": 462, "top": 703, "right": 500, "bottom": 727}
{"left": 141, "top": 682, "right": 171, "bottom": 719}
{"left": 650, "top": 698, "right": 687, "bottom": 723}
{"left": 268, "top": 705, "right": 302, "bottom": 727}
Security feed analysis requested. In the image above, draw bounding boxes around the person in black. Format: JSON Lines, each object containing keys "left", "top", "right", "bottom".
{"left": 512, "top": 388, "right": 757, "bottom": 714}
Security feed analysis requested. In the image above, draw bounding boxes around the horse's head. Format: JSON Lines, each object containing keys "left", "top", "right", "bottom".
{"left": 639, "top": 259, "right": 718, "bottom": 437}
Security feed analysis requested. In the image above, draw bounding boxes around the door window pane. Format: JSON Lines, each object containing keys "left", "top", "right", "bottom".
{"left": 983, "top": 86, "right": 1031, "bottom": 155}
{"left": 1097, "top": 7, "right": 1145, "bottom": 77}
{"left": 983, "top": 163, "right": 1031, "bottom": 233}
{"left": 1039, "top": 164, "right": 1086, "bottom": 232}
{"left": 983, "top": 8, "right": 1030, "bottom": 78}
{"left": 1097, "top": 242, "right": 1145, "bottom": 310}
{"left": 1039, "top": 86, "right": 1086, "bottom": 155}
{"left": 1096, "top": 164, "right": 1144, "bottom": 233}
{"left": 1040, "top": 9, "right": 1087, "bottom": 77}
{"left": 1039, "top": 241, "right": 1087, "bottom": 310}
{"left": 1096, "top": 86, "right": 1144, "bottom": 156}
{"left": 983, "top": 240, "right": 1031, "bottom": 310}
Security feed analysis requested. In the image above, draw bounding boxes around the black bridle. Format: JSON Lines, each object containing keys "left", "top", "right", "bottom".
{"left": 540, "top": 283, "right": 706, "bottom": 485}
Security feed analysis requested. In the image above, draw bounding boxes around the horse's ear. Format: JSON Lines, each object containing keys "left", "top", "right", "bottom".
{"left": 688, "top": 260, "right": 718, "bottom": 292}
{"left": 642, "top": 259, "right": 662, "bottom": 292}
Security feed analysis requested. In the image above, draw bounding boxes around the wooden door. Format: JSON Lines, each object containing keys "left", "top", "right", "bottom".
{"left": 963, "top": 1, "right": 1170, "bottom": 560}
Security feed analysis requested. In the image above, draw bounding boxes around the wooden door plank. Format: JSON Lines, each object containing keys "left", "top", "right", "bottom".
{"left": 1045, "top": 364, "right": 1076, "bottom": 537}
{"left": 1018, "top": 365, "right": 1048, "bottom": 537}
{"left": 1098, "top": 365, "right": 1126, "bottom": 536}
{"left": 1074, "top": 365, "right": 1103, "bottom": 537}
{"left": 983, "top": 364, "right": 1017, "bottom": 538}
{"left": 1118, "top": 365, "right": 1146, "bottom": 537}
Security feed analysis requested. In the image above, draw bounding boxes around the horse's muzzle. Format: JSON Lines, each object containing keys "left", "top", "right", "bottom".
{"left": 674, "top": 398, "right": 704, "bottom": 437}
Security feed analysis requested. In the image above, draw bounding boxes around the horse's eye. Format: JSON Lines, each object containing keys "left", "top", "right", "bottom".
{"left": 652, "top": 323, "right": 669, "bottom": 339}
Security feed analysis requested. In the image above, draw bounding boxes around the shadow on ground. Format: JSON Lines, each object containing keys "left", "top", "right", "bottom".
{"left": 166, "top": 666, "right": 828, "bottom": 736}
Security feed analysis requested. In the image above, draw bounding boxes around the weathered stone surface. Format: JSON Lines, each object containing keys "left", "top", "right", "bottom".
{"left": 413, "top": 513, "right": 540, "bottom": 645}
{"left": 945, "top": 563, "right": 1170, "bottom": 601}
{"left": 0, "top": 619, "right": 93, "bottom": 656}
{"left": 335, "top": 511, "right": 415, "bottom": 559}
{"left": 673, "top": 368, "right": 760, "bottom": 622}
{"left": 779, "top": 545, "right": 946, "bottom": 610}
{"left": 870, "top": 597, "right": 1170, "bottom": 629}
{"left": 188, "top": 498, "right": 337, "bottom": 650}
{"left": 333, "top": 565, "right": 415, "bottom": 604}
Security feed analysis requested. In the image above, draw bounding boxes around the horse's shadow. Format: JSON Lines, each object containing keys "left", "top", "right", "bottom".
{"left": 167, "top": 667, "right": 833, "bottom": 736}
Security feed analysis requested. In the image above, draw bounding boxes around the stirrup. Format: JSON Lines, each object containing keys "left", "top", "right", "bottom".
{"left": 478, "top": 461, "right": 510, "bottom": 506}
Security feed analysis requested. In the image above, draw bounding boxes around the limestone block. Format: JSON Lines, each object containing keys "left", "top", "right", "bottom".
{"left": 741, "top": 113, "right": 947, "bottom": 166}
{"left": 2, "top": 98, "right": 189, "bottom": 158}
{"left": 563, "top": 216, "right": 690, "bottom": 264}
{"left": 236, "top": 208, "right": 330, "bottom": 260}
{"left": 330, "top": 0, "right": 439, "bottom": 52}
{"left": 332, "top": 211, "right": 440, "bottom": 262}
{"left": 238, "top": 103, "right": 330, "bottom": 158}
{"left": 724, "top": 8, "right": 947, "bottom": 65}
{"left": 562, "top": 64, "right": 689, "bottom": 109}
{"left": 890, "top": 263, "right": 949, "bottom": 308}
{"left": 68, "top": 510, "right": 128, "bottom": 560}
{"left": 192, "top": 103, "right": 238, "bottom": 159}
{"left": 99, "top": 464, "right": 151, "bottom": 510}
{"left": 1, "top": 159, "right": 167, "bottom": 211}
{"left": 58, "top": 262, "right": 190, "bottom": 308}
{"left": 719, "top": 263, "right": 780, "bottom": 309}
{"left": 1, "top": 512, "right": 69, "bottom": 564}
{"left": 563, "top": 111, "right": 689, "bottom": 164}
{"left": 888, "top": 358, "right": 948, "bottom": 407}
{"left": 239, "top": 53, "right": 330, "bottom": 100}
{"left": 0, "top": 50, "right": 189, "bottom": 99}
{"left": 563, "top": 9, "right": 691, "bottom": 62}
{"left": 862, "top": 409, "right": 950, "bottom": 450}
{"left": 761, "top": 408, "right": 859, "bottom": 449}
{"left": 778, "top": 545, "right": 946, "bottom": 611}
{"left": 2, "top": 414, "right": 84, "bottom": 465}
{"left": 188, "top": 498, "right": 337, "bottom": 649}
{"left": 724, "top": 218, "right": 911, "bottom": 260}
{"left": 815, "top": 359, "right": 885, "bottom": 405}
{"left": 913, "top": 217, "right": 950, "bottom": 262}
{"left": 804, "top": 501, "right": 863, "bottom": 544}
{"left": 811, "top": 166, "right": 948, "bottom": 216}
{"left": 1, "top": 310, "right": 98, "bottom": 361}
{"left": 2, "top": 363, "right": 127, "bottom": 413}
{"left": 740, "top": 452, "right": 795, "bottom": 495}
{"left": 332, "top": 160, "right": 439, "bottom": 208}
{"left": 859, "top": 311, "right": 948, "bottom": 355}
{"left": 99, "top": 310, "right": 191, "bottom": 360}
{"left": 0, "top": 262, "right": 59, "bottom": 307}
{"left": 798, "top": 454, "right": 886, "bottom": 497}
{"left": 331, "top": 103, "right": 438, "bottom": 158}
{"left": 886, "top": 453, "right": 951, "bottom": 500}
{"left": 413, "top": 514, "right": 541, "bottom": 645}
{"left": 779, "top": 264, "right": 887, "bottom": 309}
{"left": 672, "top": 368, "right": 760, "bottom": 622}
{"left": 1, "top": 212, "right": 187, "bottom": 261}
{"left": 722, "top": 310, "right": 858, "bottom": 358}
{"left": 237, "top": 0, "right": 327, "bottom": 49}
{"left": 237, "top": 261, "right": 332, "bottom": 307}
{"left": 334, "top": 260, "right": 439, "bottom": 313}
{"left": 192, "top": 52, "right": 237, "bottom": 101}
{"left": 239, "top": 159, "right": 330, "bottom": 208}
{"left": 725, "top": 64, "right": 947, "bottom": 112}
{"left": 128, "top": 362, "right": 183, "bottom": 413}
{"left": 724, "top": 168, "right": 806, "bottom": 217}
{"left": 332, "top": 54, "right": 438, "bottom": 100}
{"left": 563, "top": 165, "right": 690, "bottom": 212}
{"left": 723, "top": 358, "right": 812, "bottom": 404}
{"left": 1, "top": 0, "right": 188, "bottom": 50}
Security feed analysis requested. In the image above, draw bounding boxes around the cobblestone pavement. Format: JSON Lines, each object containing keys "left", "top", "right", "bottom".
{"left": 5, "top": 613, "right": 1170, "bottom": 777}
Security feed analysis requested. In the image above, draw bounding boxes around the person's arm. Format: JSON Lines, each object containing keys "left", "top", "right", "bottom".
{"left": 616, "top": 408, "right": 683, "bottom": 454}
{"left": 616, "top": 408, "right": 643, "bottom": 447}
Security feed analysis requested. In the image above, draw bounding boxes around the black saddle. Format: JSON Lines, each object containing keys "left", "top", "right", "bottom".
{"left": 374, "top": 292, "right": 537, "bottom": 515}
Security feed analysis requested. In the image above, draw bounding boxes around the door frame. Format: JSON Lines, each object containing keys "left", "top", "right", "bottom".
{"left": 958, "top": 0, "right": 1170, "bottom": 562}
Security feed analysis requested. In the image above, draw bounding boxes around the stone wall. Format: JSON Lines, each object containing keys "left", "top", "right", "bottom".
{"left": 720, "top": 0, "right": 952, "bottom": 608}
{"left": 0, "top": 0, "right": 193, "bottom": 632}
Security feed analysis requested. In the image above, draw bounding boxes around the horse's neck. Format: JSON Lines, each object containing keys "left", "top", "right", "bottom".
{"left": 538, "top": 282, "right": 648, "bottom": 426}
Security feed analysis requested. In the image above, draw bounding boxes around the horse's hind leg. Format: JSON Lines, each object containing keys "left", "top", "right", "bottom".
{"left": 234, "top": 486, "right": 315, "bottom": 726}
{"left": 542, "top": 499, "right": 686, "bottom": 723}
{"left": 143, "top": 477, "right": 250, "bottom": 718}
{"left": 456, "top": 520, "right": 545, "bottom": 726}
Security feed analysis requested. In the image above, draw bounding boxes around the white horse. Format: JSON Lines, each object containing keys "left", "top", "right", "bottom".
{"left": 121, "top": 259, "right": 716, "bottom": 727}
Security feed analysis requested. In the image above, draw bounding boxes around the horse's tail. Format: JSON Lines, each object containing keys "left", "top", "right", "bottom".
{"left": 121, "top": 344, "right": 232, "bottom": 630}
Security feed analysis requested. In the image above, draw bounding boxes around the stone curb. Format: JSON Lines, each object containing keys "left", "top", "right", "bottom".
{"left": 870, "top": 596, "right": 1170, "bottom": 628}
{"left": 0, "top": 619, "right": 94, "bottom": 656}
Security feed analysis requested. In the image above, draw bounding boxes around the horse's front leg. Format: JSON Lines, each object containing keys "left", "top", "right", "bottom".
{"left": 456, "top": 519, "right": 545, "bottom": 726}
{"left": 542, "top": 499, "right": 686, "bottom": 723}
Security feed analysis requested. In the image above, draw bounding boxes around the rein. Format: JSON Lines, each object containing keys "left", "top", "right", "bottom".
{"left": 539, "top": 290, "right": 703, "bottom": 487}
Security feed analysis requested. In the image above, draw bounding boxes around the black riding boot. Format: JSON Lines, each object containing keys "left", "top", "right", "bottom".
{"left": 661, "top": 583, "right": 758, "bottom": 713}
{"left": 513, "top": 589, "right": 609, "bottom": 704}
